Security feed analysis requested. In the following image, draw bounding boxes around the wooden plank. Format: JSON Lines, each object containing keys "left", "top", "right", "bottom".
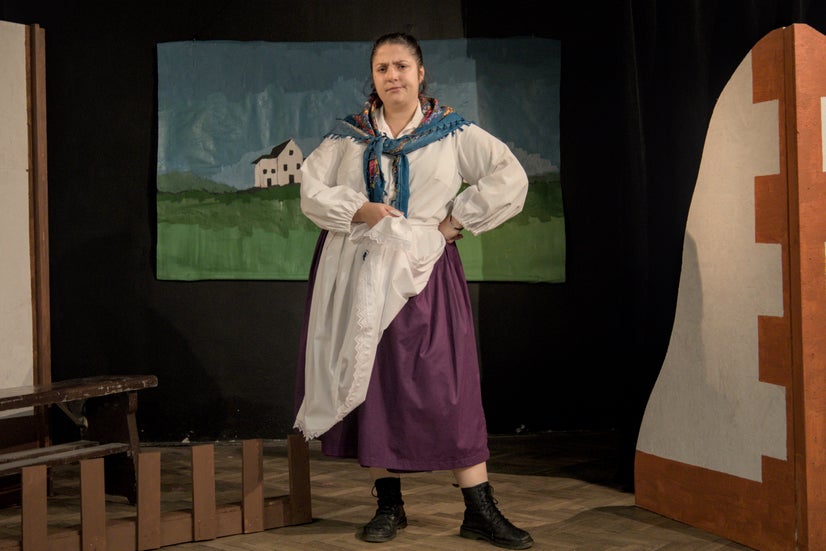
{"left": 242, "top": 439, "right": 263, "bottom": 533}
{"left": 635, "top": 451, "right": 793, "bottom": 550}
{"left": 287, "top": 434, "right": 311, "bottom": 524}
{"left": 0, "top": 440, "right": 101, "bottom": 463}
{"left": 80, "top": 458, "right": 106, "bottom": 550}
{"left": 159, "top": 510, "right": 193, "bottom": 548}
{"left": 46, "top": 529, "right": 79, "bottom": 551}
{"left": 0, "top": 443, "right": 129, "bottom": 477}
{"left": 0, "top": 374, "right": 156, "bottom": 505}
{"left": 0, "top": 21, "right": 51, "bottom": 517}
{"left": 106, "top": 518, "right": 137, "bottom": 551}
{"left": 0, "top": 539, "right": 21, "bottom": 551}
{"left": 785, "top": 23, "right": 826, "bottom": 551}
{"left": 136, "top": 452, "right": 160, "bottom": 550}
{"left": 263, "top": 497, "right": 289, "bottom": 529}
{"left": 0, "top": 375, "right": 158, "bottom": 411}
{"left": 4, "top": 440, "right": 312, "bottom": 549}
{"left": 215, "top": 504, "right": 242, "bottom": 538}
{"left": 27, "top": 22, "right": 50, "bottom": 389}
{"left": 190, "top": 445, "right": 216, "bottom": 541}
{"left": 21, "top": 465, "right": 47, "bottom": 551}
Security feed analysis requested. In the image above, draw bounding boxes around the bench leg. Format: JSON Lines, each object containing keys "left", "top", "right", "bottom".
{"left": 84, "top": 391, "right": 140, "bottom": 503}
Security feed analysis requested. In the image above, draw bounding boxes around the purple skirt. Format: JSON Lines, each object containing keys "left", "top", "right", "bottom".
{"left": 294, "top": 230, "right": 490, "bottom": 472}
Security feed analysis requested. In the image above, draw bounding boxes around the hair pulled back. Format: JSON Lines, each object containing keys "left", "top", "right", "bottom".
{"left": 369, "top": 32, "right": 428, "bottom": 97}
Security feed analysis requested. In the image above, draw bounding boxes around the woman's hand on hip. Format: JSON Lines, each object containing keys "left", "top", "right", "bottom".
{"left": 439, "top": 215, "right": 464, "bottom": 244}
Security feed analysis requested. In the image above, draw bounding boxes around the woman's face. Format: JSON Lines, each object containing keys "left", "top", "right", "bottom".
{"left": 371, "top": 43, "right": 424, "bottom": 113}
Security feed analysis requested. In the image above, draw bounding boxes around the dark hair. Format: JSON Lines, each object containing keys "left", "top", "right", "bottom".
{"left": 369, "top": 32, "right": 428, "bottom": 96}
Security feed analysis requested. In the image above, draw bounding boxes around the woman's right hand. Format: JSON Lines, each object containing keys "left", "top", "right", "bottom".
{"left": 352, "top": 201, "right": 403, "bottom": 227}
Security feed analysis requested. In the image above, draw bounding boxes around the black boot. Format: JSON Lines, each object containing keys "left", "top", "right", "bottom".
{"left": 357, "top": 477, "right": 407, "bottom": 543}
{"left": 460, "top": 482, "right": 533, "bottom": 549}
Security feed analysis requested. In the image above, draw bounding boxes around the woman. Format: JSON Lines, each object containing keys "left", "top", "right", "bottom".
{"left": 294, "top": 32, "right": 533, "bottom": 549}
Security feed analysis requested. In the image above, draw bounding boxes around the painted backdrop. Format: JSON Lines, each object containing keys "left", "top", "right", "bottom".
{"left": 156, "top": 38, "right": 563, "bottom": 282}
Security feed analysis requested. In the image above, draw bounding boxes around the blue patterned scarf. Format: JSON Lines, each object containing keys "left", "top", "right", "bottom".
{"left": 325, "top": 95, "right": 470, "bottom": 216}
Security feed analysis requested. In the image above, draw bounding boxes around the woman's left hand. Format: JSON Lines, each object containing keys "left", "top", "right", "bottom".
{"left": 438, "top": 215, "right": 464, "bottom": 244}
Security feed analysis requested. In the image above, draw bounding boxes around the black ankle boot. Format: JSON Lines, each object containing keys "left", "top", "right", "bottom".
{"left": 460, "top": 482, "right": 533, "bottom": 549}
{"left": 357, "top": 477, "right": 407, "bottom": 543}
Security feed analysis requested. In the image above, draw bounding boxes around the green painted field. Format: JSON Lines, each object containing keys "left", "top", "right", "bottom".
{"left": 156, "top": 174, "right": 564, "bottom": 282}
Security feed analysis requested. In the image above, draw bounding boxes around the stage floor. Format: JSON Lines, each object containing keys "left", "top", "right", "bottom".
{"left": 0, "top": 431, "right": 752, "bottom": 550}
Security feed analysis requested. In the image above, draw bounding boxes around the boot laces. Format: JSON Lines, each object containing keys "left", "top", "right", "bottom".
{"left": 482, "top": 488, "right": 512, "bottom": 529}
{"left": 372, "top": 485, "right": 403, "bottom": 515}
{"left": 376, "top": 501, "right": 399, "bottom": 515}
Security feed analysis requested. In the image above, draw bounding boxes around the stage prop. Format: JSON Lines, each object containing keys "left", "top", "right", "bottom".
{"left": 0, "top": 22, "right": 39, "bottom": 401}
{"left": 0, "top": 22, "right": 314, "bottom": 548}
{"left": 0, "top": 17, "right": 155, "bottom": 508}
{"left": 155, "top": 38, "right": 564, "bottom": 283}
{"left": 635, "top": 24, "right": 826, "bottom": 550}
{"left": 0, "top": 19, "right": 52, "bottom": 500}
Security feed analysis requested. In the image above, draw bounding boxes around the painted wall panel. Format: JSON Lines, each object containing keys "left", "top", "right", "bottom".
{"left": 636, "top": 24, "right": 826, "bottom": 551}
{"left": 0, "top": 20, "right": 35, "bottom": 413}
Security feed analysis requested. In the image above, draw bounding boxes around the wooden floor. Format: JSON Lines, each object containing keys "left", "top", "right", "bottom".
{"left": 0, "top": 431, "right": 754, "bottom": 550}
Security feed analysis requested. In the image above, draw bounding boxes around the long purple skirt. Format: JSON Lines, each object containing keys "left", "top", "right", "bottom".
{"left": 294, "top": 230, "right": 490, "bottom": 472}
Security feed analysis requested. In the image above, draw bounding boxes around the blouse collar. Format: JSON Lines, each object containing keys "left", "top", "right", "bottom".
{"left": 376, "top": 104, "right": 425, "bottom": 139}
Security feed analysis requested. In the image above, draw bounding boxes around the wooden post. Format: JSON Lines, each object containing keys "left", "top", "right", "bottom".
{"left": 287, "top": 434, "right": 312, "bottom": 524}
{"left": 137, "top": 452, "right": 161, "bottom": 550}
{"left": 21, "top": 465, "right": 47, "bottom": 551}
{"left": 80, "top": 458, "right": 107, "bottom": 550}
{"left": 242, "top": 439, "right": 264, "bottom": 533}
{"left": 191, "top": 444, "right": 216, "bottom": 541}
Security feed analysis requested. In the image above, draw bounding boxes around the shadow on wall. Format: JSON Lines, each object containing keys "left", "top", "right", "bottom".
{"left": 48, "top": 231, "right": 225, "bottom": 444}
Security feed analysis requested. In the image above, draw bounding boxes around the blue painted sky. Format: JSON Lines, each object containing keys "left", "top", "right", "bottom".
{"left": 157, "top": 37, "right": 560, "bottom": 188}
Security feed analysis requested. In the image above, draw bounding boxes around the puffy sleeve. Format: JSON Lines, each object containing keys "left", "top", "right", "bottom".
{"left": 300, "top": 137, "right": 368, "bottom": 233}
{"left": 452, "top": 124, "right": 529, "bottom": 236}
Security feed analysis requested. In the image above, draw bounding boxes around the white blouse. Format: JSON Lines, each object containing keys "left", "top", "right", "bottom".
{"left": 293, "top": 105, "right": 528, "bottom": 439}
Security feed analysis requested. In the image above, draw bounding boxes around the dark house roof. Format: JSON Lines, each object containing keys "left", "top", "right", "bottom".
{"left": 251, "top": 138, "right": 295, "bottom": 165}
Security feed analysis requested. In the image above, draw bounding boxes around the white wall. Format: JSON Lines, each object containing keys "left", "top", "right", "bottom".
{"left": 0, "top": 19, "right": 35, "bottom": 415}
{"left": 636, "top": 51, "right": 787, "bottom": 481}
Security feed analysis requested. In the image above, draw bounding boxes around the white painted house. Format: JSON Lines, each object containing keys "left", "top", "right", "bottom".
{"left": 252, "top": 138, "right": 303, "bottom": 188}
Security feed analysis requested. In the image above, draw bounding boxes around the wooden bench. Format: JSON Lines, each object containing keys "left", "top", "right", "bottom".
{"left": 0, "top": 374, "right": 158, "bottom": 504}
{"left": 0, "top": 441, "right": 130, "bottom": 476}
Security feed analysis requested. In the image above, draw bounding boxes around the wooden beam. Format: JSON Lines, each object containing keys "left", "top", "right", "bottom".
{"left": 21, "top": 465, "right": 47, "bottom": 551}
{"left": 242, "top": 439, "right": 264, "bottom": 533}
{"left": 191, "top": 445, "right": 216, "bottom": 541}
{"left": 136, "top": 452, "right": 161, "bottom": 550}
{"left": 80, "top": 459, "right": 106, "bottom": 550}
